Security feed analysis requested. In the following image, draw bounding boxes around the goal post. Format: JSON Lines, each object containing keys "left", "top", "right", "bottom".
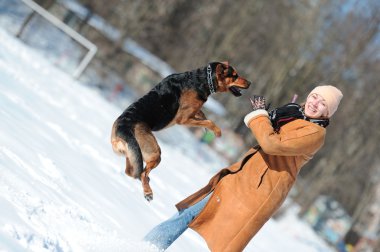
{"left": 19, "top": 0, "right": 97, "bottom": 78}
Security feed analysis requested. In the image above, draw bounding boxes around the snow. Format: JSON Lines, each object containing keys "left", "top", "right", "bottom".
{"left": 0, "top": 28, "right": 334, "bottom": 252}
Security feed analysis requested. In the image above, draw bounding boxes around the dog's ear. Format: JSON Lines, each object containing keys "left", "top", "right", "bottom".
{"left": 215, "top": 63, "right": 229, "bottom": 88}
{"left": 216, "top": 63, "right": 225, "bottom": 81}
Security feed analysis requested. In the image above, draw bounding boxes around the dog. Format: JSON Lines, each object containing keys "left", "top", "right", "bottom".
{"left": 111, "top": 62, "right": 251, "bottom": 201}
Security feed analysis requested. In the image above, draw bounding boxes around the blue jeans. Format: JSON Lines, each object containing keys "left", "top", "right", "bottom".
{"left": 144, "top": 194, "right": 211, "bottom": 251}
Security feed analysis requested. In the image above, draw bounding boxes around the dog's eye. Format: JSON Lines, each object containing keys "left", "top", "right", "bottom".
{"left": 226, "top": 68, "right": 234, "bottom": 76}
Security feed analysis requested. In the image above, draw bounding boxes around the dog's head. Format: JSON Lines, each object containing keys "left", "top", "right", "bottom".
{"left": 209, "top": 61, "right": 251, "bottom": 97}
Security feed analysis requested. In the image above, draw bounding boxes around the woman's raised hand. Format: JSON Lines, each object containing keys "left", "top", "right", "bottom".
{"left": 249, "top": 95, "right": 266, "bottom": 111}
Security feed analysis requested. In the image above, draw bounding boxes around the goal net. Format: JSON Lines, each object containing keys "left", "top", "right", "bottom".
{"left": 0, "top": 0, "right": 97, "bottom": 78}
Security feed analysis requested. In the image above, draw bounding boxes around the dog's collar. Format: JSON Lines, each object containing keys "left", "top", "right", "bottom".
{"left": 207, "top": 64, "right": 216, "bottom": 94}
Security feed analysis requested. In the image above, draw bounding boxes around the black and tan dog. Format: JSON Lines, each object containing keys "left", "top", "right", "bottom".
{"left": 111, "top": 62, "right": 251, "bottom": 201}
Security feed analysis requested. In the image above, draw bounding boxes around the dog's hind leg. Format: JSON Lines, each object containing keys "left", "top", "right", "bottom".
{"left": 134, "top": 123, "right": 161, "bottom": 201}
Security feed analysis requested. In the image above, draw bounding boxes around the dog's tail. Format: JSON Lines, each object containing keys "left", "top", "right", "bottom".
{"left": 111, "top": 120, "right": 143, "bottom": 179}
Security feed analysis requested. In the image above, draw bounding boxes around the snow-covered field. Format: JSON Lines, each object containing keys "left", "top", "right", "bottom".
{"left": 0, "top": 28, "right": 334, "bottom": 252}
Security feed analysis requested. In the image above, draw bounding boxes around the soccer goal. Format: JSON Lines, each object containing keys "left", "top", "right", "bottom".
{"left": 17, "top": 0, "right": 97, "bottom": 78}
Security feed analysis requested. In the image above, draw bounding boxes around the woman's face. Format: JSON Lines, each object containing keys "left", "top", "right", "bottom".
{"left": 304, "top": 93, "right": 329, "bottom": 118}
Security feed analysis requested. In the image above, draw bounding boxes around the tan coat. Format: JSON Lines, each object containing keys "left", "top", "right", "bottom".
{"left": 176, "top": 115, "right": 326, "bottom": 252}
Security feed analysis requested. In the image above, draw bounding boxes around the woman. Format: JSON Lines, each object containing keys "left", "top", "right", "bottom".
{"left": 144, "top": 85, "right": 343, "bottom": 251}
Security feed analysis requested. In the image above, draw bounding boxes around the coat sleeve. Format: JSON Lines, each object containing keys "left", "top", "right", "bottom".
{"left": 244, "top": 110, "right": 325, "bottom": 156}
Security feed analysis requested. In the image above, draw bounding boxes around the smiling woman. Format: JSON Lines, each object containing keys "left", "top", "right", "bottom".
{"left": 305, "top": 93, "right": 328, "bottom": 118}
{"left": 305, "top": 85, "right": 343, "bottom": 118}
{"left": 143, "top": 84, "right": 343, "bottom": 251}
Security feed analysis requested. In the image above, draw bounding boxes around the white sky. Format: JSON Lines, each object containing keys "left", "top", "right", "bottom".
{"left": 0, "top": 28, "right": 334, "bottom": 252}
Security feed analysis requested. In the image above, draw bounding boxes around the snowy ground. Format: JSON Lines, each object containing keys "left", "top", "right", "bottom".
{"left": 0, "top": 28, "right": 335, "bottom": 252}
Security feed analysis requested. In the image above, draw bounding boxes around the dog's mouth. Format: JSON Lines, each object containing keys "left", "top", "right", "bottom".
{"left": 229, "top": 86, "right": 243, "bottom": 97}
{"left": 229, "top": 81, "right": 251, "bottom": 97}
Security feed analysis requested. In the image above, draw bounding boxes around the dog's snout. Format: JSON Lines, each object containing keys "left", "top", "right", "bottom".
{"left": 238, "top": 78, "right": 251, "bottom": 87}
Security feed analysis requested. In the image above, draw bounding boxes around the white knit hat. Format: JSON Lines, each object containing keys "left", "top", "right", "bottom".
{"left": 308, "top": 85, "right": 343, "bottom": 117}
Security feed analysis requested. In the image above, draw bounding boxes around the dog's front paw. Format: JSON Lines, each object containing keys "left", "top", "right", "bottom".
{"left": 213, "top": 127, "right": 222, "bottom": 137}
{"left": 144, "top": 192, "right": 153, "bottom": 202}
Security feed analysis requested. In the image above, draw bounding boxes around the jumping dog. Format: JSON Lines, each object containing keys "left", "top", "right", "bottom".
{"left": 111, "top": 62, "right": 251, "bottom": 201}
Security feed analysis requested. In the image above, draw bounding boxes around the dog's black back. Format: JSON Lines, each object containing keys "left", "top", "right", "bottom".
{"left": 116, "top": 65, "right": 212, "bottom": 133}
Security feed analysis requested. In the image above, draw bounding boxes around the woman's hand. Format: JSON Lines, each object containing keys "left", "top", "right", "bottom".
{"left": 250, "top": 95, "right": 266, "bottom": 111}
{"left": 244, "top": 95, "right": 269, "bottom": 127}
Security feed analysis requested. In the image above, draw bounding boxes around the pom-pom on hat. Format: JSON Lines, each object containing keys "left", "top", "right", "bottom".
{"left": 308, "top": 85, "right": 343, "bottom": 117}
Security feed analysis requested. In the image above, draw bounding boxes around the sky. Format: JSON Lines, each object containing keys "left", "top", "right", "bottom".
{"left": 0, "top": 27, "right": 335, "bottom": 252}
